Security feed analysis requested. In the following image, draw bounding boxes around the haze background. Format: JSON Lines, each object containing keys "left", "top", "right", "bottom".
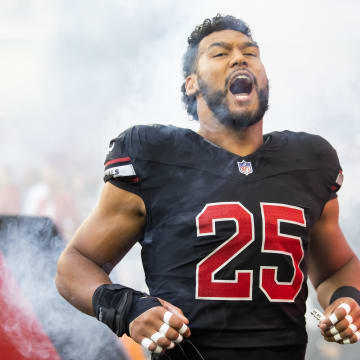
{"left": 0, "top": 0, "right": 359, "bottom": 359}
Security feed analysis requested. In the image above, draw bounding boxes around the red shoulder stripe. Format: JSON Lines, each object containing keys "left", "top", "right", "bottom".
{"left": 105, "top": 157, "right": 131, "bottom": 167}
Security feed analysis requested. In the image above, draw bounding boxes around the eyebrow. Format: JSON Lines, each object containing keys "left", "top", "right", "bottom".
{"left": 207, "top": 41, "right": 259, "bottom": 51}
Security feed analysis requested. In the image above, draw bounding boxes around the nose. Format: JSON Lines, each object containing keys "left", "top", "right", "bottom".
{"left": 230, "top": 50, "right": 248, "bottom": 68}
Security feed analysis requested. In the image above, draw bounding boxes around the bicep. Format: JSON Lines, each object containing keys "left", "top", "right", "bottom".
{"left": 308, "top": 198, "right": 354, "bottom": 288}
{"left": 65, "top": 181, "right": 146, "bottom": 270}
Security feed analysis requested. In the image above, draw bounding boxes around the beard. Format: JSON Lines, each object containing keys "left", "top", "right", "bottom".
{"left": 197, "top": 75, "right": 269, "bottom": 130}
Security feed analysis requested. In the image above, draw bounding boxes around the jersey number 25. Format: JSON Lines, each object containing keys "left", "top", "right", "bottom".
{"left": 195, "top": 202, "right": 306, "bottom": 302}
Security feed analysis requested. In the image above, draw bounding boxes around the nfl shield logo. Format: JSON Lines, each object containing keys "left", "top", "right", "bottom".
{"left": 237, "top": 160, "right": 253, "bottom": 176}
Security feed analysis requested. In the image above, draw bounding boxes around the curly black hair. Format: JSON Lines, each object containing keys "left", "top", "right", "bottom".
{"left": 181, "top": 14, "right": 253, "bottom": 120}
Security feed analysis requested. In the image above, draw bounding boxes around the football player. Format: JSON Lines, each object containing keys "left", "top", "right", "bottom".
{"left": 56, "top": 15, "right": 360, "bottom": 360}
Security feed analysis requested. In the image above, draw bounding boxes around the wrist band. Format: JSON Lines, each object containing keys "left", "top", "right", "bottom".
{"left": 330, "top": 286, "right": 360, "bottom": 306}
{"left": 92, "top": 284, "right": 160, "bottom": 336}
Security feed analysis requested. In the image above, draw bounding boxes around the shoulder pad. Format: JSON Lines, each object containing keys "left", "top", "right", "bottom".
{"left": 104, "top": 127, "right": 139, "bottom": 183}
{"left": 286, "top": 131, "right": 343, "bottom": 193}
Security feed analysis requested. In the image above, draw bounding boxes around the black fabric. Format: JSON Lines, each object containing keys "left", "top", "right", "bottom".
{"left": 152, "top": 340, "right": 205, "bottom": 360}
{"left": 330, "top": 286, "right": 360, "bottom": 306}
{"left": 104, "top": 124, "right": 342, "bottom": 348}
{"left": 152, "top": 343, "right": 307, "bottom": 360}
{"left": 92, "top": 284, "right": 159, "bottom": 336}
{"left": 127, "top": 296, "right": 162, "bottom": 324}
{"left": 104, "top": 129, "right": 142, "bottom": 195}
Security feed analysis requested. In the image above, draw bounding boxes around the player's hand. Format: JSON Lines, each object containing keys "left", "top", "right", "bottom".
{"left": 319, "top": 298, "right": 360, "bottom": 344}
{"left": 128, "top": 298, "right": 191, "bottom": 354}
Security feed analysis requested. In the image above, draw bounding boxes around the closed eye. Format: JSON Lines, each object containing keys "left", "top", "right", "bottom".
{"left": 244, "top": 53, "right": 256, "bottom": 57}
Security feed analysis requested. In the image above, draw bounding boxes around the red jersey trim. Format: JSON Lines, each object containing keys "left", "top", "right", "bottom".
{"left": 105, "top": 157, "right": 131, "bottom": 167}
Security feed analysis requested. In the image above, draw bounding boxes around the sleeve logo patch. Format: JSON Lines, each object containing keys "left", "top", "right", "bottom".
{"left": 336, "top": 171, "right": 343, "bottom": 186}
{"left": 331, "top": 170, "right": 344, "bottom": 192}
{"left": 104, "top": 164, "right": 136, "bottom": 178}
{"left": 104, "top": 157, "right": 137, "bottom": 179}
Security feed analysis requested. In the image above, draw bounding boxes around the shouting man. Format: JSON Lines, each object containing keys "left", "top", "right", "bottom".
{"left": 56, "top": 15, "right": 360, "bottom": 360}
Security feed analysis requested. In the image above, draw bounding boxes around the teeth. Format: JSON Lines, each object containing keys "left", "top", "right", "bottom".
{"left": 229, "top": 74, "right": 252, "bottom": 87}
{"left": 236, "top": 75, "right": 250, "bottom": 80}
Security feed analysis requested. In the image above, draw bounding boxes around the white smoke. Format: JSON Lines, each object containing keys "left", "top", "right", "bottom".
{"left": 0, "top": 216, "right": 128, "bottom": 360}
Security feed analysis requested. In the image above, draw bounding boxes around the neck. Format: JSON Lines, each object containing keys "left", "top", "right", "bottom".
{"left": 198, "top": 117, "right": 264, "bottom": 157}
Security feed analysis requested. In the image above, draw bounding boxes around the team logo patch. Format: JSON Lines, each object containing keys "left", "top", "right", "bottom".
{"left": 237, "top": 160, "right": 253, "bottom": 176}
{"left": 104, "top": 157, "right": 137, "bottom": 180}
{"left": 104, "top": 164, "right": 135, "bottom": 178}
{"left": 330, "top": 170, "right": 344, "bottom": 192}
{"left": 336, "top": 170, "right": 344, "bottom": 186}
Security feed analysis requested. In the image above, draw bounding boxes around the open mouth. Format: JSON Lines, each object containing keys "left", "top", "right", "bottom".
{"left": 229, "top": 74, "right": 254, "bottom": 97}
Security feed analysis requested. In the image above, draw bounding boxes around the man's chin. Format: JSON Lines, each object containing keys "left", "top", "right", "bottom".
{"left": 228, "top": 94, "right": 259, "bottom": 113}
{"left": 229, "top": 91, "right": 255, "bottom": 107}
{"left": 218, "top": 111, "right": 262, "bottom": 130}
{"left": 219, "top": 92, "right": 268, "bottom": 130}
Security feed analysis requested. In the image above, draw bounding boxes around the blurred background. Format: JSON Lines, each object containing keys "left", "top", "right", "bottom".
{"left": 0, "top": 0, "right": 359, "bottom": 359}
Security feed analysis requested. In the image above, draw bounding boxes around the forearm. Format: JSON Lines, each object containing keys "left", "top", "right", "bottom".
{"left": 316, "top": 255, "right": 360, "bottom": 309}
{"left": 55, "top": 246, "right": 111, "bottom": 316}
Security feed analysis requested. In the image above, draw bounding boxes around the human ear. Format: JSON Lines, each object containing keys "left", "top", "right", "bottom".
{"left": 185, "top": 75, "right": 199, "bottom": 96}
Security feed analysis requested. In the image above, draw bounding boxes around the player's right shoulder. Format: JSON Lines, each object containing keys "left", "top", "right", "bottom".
{"left": 104, "top": 124, "right": 185, "bottom": 191}
{"left": 107, "top": 123, "right": 182, "bottom": 160}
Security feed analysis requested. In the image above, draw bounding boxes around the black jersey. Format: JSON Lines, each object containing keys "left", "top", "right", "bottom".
{"left": 103, "top": 124, "right": 342, "bottom": 349}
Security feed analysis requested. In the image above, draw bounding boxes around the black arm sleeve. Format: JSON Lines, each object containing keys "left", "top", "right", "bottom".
{"left": 309, "top": 135, "right": 343, "bottom": 210}
{"left": 320, "top": 137, "right": 343, "bottom": 202}
{"left": 103, "top": 127, "right": 142, "bottom": 197}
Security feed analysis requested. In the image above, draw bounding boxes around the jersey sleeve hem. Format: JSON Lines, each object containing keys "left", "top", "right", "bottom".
{"left": 107, "top": 178, "right": 144, "bottom": 199}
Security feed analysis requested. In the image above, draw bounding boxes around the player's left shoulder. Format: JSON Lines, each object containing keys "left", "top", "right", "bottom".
{"left": 285, "top": 131, "right": 340, "bottom": 169}
{"left": 286, "top": 131, "right": 335, "bottom": 153}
